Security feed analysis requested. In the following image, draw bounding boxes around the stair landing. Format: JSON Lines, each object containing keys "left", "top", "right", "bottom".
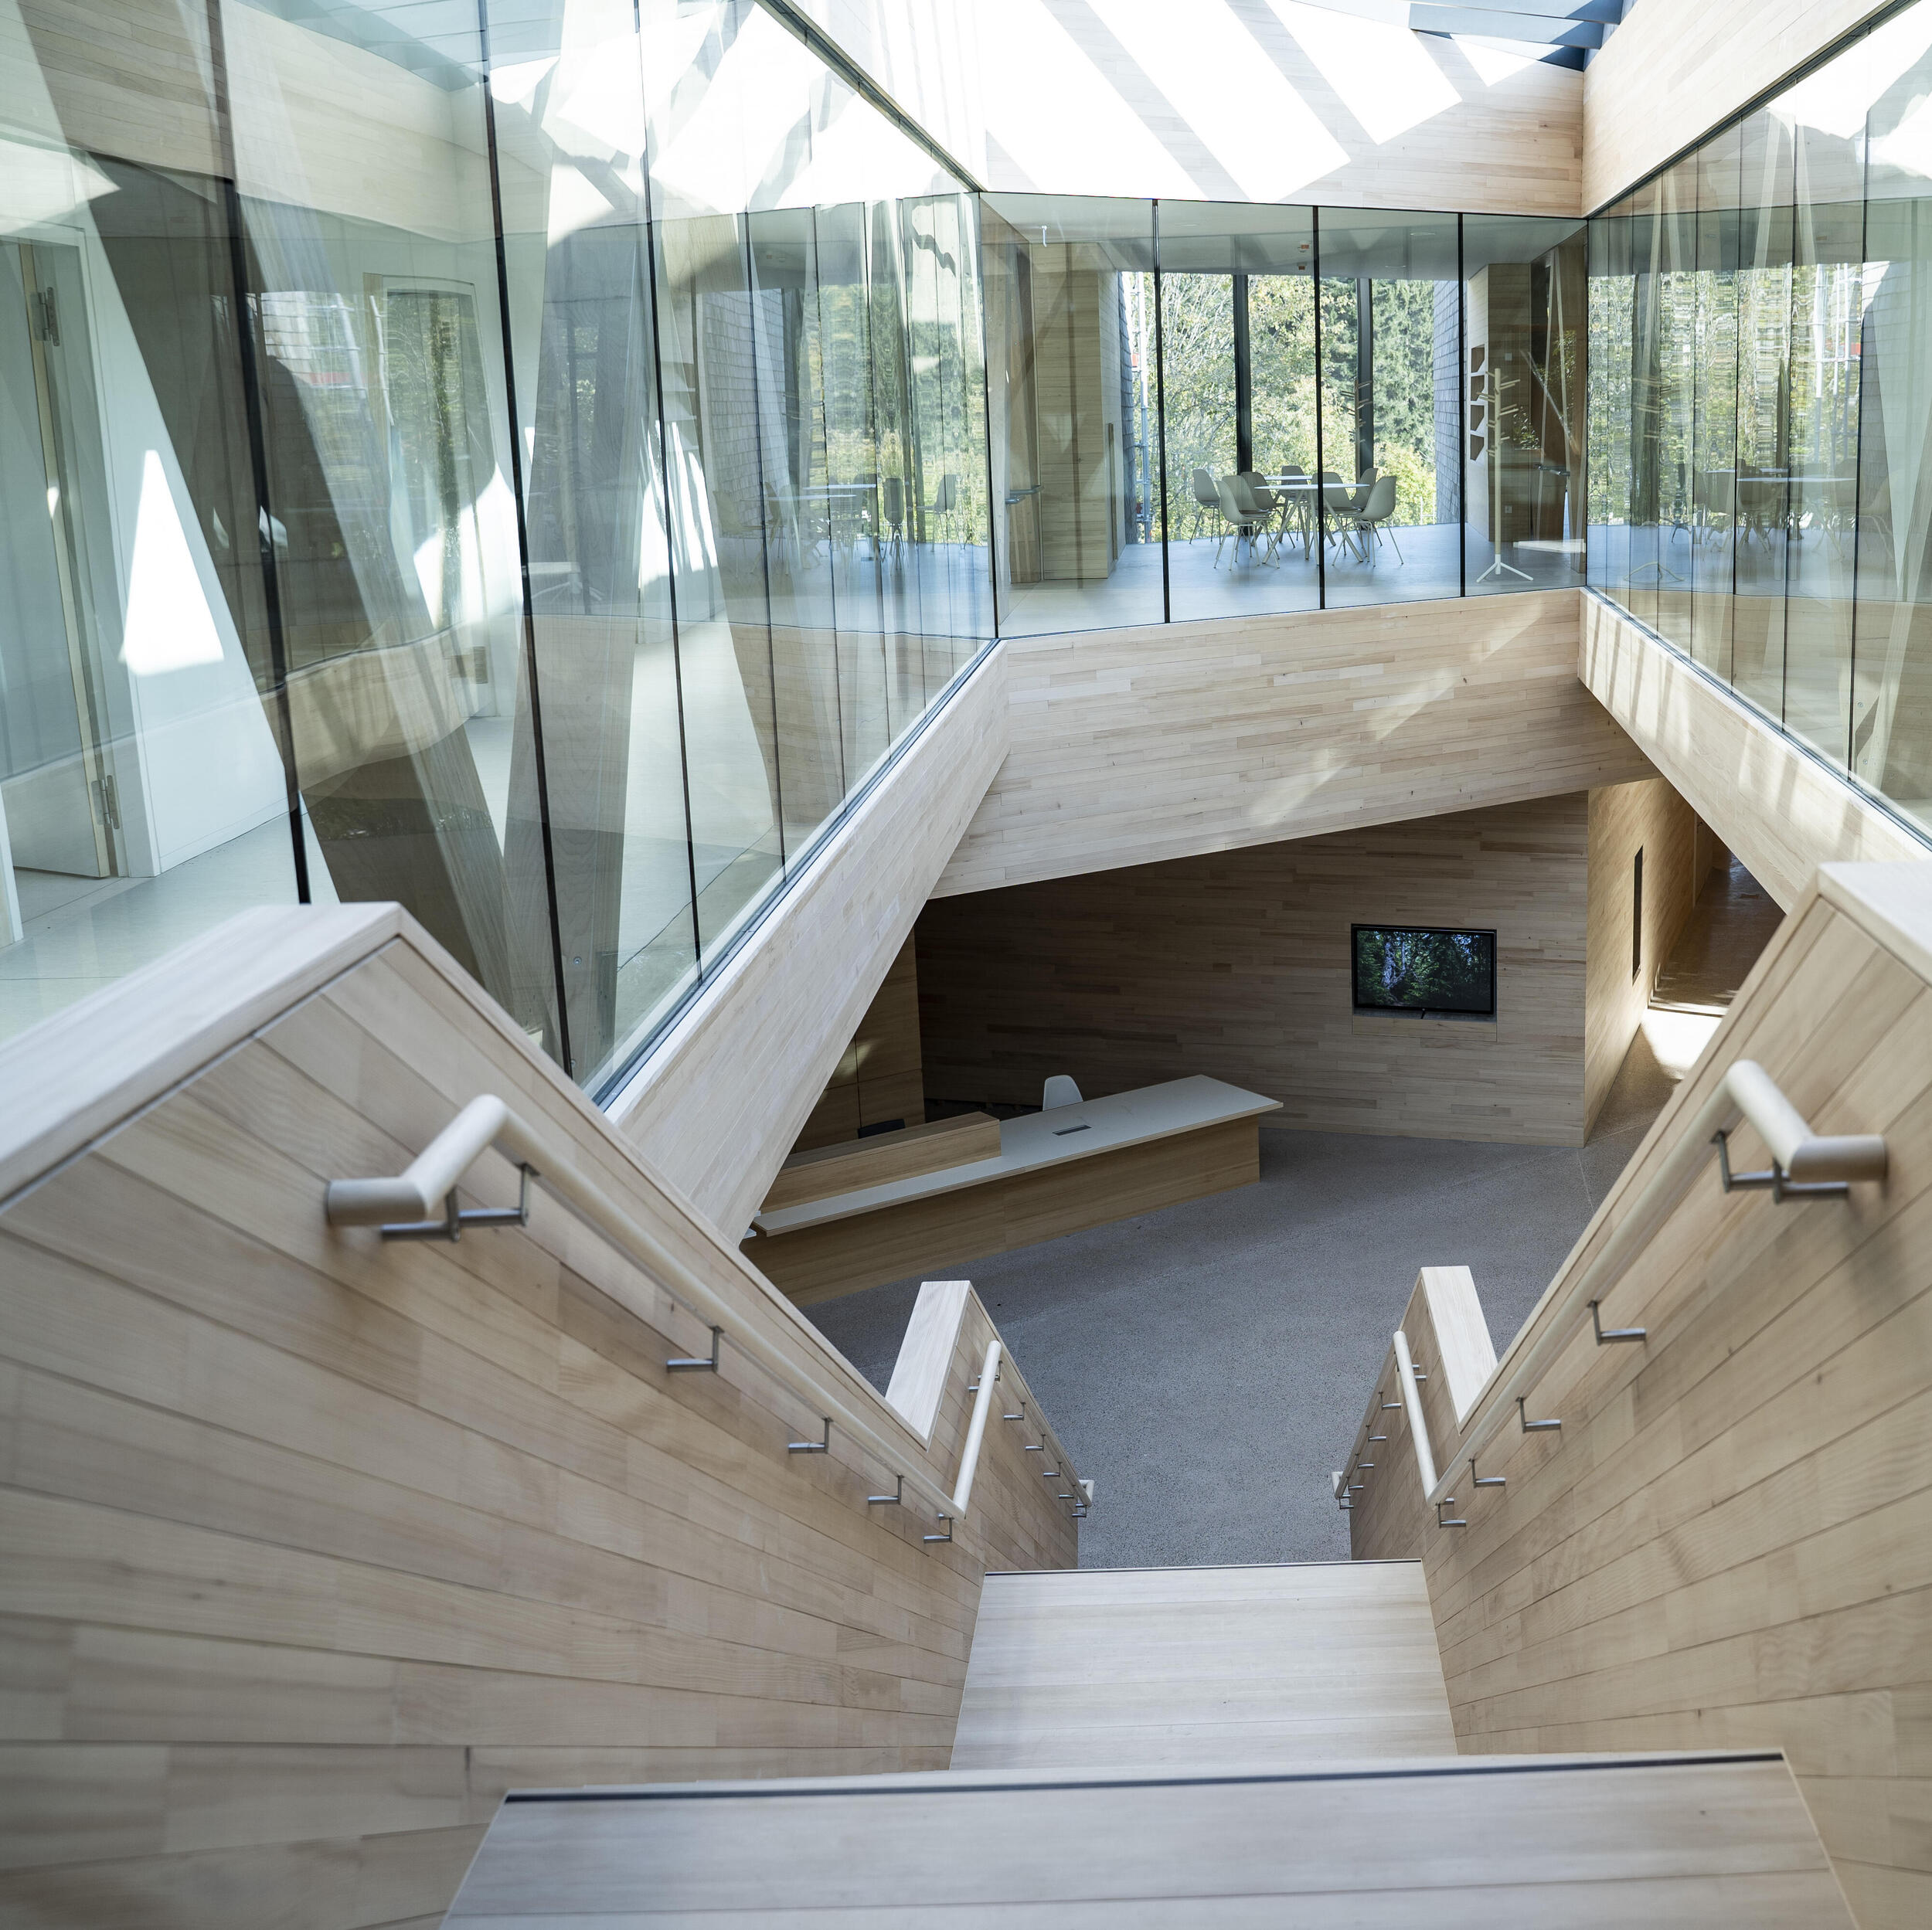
{"left": 950, "top": 1559, "right": 1457, "bottom": 1770}
{"left": 445, "top": 1752, "right": 1852, "bottom": 1925}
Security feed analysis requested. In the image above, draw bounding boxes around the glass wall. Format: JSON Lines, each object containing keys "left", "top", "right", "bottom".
{"left": 0, "top": 0, "right": 991, "bottom": 1089}
{"left": 1158, "top": 202, "right": 1318, "bottom": 623}
{"left": 1590, "top": 0, "right": 1932, "bottom": 842}
{"left": 981, "top": 194, "right": 1160, "bottom": 637}
{"left": 19, "top": 0, "right": 1921, "bottom": 1086}
{"left": 1464, "top": 213, "right": 1588, "bottom": 597}
{"left": 1315, "top": 210, "right": 1460, "bottom": 607}
{"left": 984, "top": 195, "right": 1574, "bottom": 631}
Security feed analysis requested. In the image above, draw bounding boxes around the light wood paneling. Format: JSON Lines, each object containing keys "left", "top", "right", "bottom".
{"left": 1584, "top": 777, "right": 1700, "bottom": 1132}
{"left": 749, "top": 1115, "right": 1261, "bottom": 1303}
{"left": 1582, "top": 596, "right": 1928, "bottom": 912}
{"left": 922, "top": 793, "right": 1600, "bottom": 1147}
{"left": 792, "top": 936, "right": 930, "bottom": 1154}
{"left": 1344, "top": 1266, "right": 1497, "bottom": 1565}
{"left": 763, "top": 1114, "right": 1001, "bottom": 1214}
{"left": 0, "top": 904, "right": 1077, "bottom": 1928}
{"left": 951, "top": 1561, "right": 1458, "bottom": 1770}
{"left": 1345, "top": 859, "right": 1932, "bottom": 1928}
{"left": 444, "top": 1751, "right": 1849, "bottom": 1923}
{"left": 607, "top": 646, "right": 1007, "bottom": 1242}
{"left": 936, "top": 591, "right": 1653, "bottom": 899}
{"left": 1582, "top": 0, "right": 1891, "bottom": 212}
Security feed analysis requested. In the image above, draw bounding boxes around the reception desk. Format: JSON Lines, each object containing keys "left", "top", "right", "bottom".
{"left": 745, "top": 1075, "right": 1281, "bottom": 1304}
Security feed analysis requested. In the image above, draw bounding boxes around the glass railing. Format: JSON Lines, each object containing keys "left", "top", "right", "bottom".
{"left": 0, "top": 0, "right": 992, "bottom": 1088}
{"left": 1588, "top": 0, "right": 1932, "bottom": 844}
{"left": 7, "top": 0, "right": 1927, "bottom": 1098}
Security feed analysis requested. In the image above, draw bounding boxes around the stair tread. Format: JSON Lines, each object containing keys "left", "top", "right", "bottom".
{"left": 952, "top": 1560, "right": 1458, "bottom": 1769}
{"left": 445, "top": 1751, "right": 1852, "bottom": 1925}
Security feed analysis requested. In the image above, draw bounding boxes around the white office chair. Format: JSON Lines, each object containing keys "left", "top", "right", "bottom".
{"left": 1042, "top": 1075, "right": 1083, "bottom": 1109}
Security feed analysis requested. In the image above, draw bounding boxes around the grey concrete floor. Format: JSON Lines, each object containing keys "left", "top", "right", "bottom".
{"left": 806, "top": 1041, "right": 1675, "bottom": 1571}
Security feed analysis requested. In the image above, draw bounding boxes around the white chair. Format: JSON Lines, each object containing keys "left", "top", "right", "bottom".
{"left": 1214, "top": 475, "right": 1262, "bottom": 566}
{"left": 923, "top": 472, "right": 958, "bottom": 527}
{"left": 1321, "top": 471, "right": 1361, "bottom": 562}
{"left": 1238, "top": 471, "right": 1284, "bottom": 563}
{"left": 1350, "top": 474, "right": 1403, "bottom": 564}
{"left": 1276, "top": 464, "right": 1312, "bottom": 556}
{"left": 1190, "top": 466, "right": 1222, "bottom": 545}
{"left": 1042, "top": 1075, "right": 1083, "bottom": 1109}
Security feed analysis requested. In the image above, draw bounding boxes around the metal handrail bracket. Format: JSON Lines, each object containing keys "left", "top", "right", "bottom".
{"left": 1426, "top": 1058, "right": 1886, "bottom": 1511}
{"left": 326, "top": 1101, "right": 1066, "bottom": 1543}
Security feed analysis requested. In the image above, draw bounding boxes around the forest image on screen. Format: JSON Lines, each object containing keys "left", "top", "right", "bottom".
{"left": 1352, "top": 926, "right": 1495, "bottom": 1015}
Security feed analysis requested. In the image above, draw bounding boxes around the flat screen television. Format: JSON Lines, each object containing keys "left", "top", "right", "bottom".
{"left": 1352, "top": 925, "right": 1496, "bottom": 1017}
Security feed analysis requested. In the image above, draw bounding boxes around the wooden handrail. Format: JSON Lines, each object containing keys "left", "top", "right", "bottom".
{"left": 1427, "top": 1058, "right": 1885, "bottom": 1510}
{"left": 326, "top": 1097, "right": 1070, "bottom": 1538}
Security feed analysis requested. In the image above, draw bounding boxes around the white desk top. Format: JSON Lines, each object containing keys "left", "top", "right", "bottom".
{"left": 750, "top": 1075, "right": 1281, "bottom": 1237}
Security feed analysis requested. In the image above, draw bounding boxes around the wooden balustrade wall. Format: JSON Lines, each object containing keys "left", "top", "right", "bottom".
{"left": 0, "top": 903, "right": 1079, "bottom": 1930}
{"left": 1349, "top": 861, "right": 1932, "bottom": 1929}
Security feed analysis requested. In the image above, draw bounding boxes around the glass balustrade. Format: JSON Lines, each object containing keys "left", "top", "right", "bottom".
{"left": 1588, "top": 0, "right": 1932, "bottom": 843}
{"left": 3, "top": 0, "right": 1927, "bottom": 1089}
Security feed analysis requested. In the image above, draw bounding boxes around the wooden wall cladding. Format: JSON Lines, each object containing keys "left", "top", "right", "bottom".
{"left": 934, "top": 590, "right": 1654, "bottom": 900}
{"left": 1580, "top": 595, "right": 1927, "bottom": 912}
{"left": 0, "top": 906, "right": 1077, "bottom": 1929}
{"left": 608, "top": 645, "right": 1006, "bottom": 1245}
{"left": 1345, "top": 861, "right": 1932, "bottom": 1930}
{"left": 1581, "top": 0, "right": 1888, "bottom": 212}
{"left": 919, "top": 793, "right": 1597, "bottom": 1147}
{"left": 1344, "top": 1267, "right": 1500, "bottom": 1565}
{"left": 793, "top": 936, "right": 927, "bottom": 1153}
{"left": 1583, "top": 777, "right": 1700, "bottom": 1132}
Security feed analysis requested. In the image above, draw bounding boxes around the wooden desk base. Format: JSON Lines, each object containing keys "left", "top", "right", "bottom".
{"left": 745, "top": 1116, "right": 1261, "bottom": 1305}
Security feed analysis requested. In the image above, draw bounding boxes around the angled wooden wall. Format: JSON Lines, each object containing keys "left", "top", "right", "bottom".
{"left": 1347, "top": 861, "right": 1932, "bottom": 1929}
{"left": 935, "top": 591, "right": 1654, "bottom": 899}
{"left": 0, "top": 904, "right": 1077, "bottom": 1929}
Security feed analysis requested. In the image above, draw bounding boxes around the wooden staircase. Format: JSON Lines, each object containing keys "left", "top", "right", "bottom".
{"left": 444, "top": 1561, "right": 1853, "bottom": 1925}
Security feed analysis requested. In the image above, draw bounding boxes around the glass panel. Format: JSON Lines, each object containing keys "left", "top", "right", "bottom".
{"left": 1315, "top": 209, "right": 1460, "bottom": 607}
{"left": 645, "top": 5, "right": 785, "bottom": 971}
{"left": 1587, "top": 189, "right": 1641, "bottom": 611}
{"left": 1731, "top": 107, "right": 1798, "bottom": 719}
{"left": 1781, "top": 73, "right": 1867, "bottom": 768}
{"left": 1620, "top": 175, "right": 1665, "bottom": 636}
{"left": 1461, "top": 214, "right": 1588, "bottom": 596}
{"left": 487, "top": 0, "right": 695, "bottom": 1089}
{"left": 1854, "top": 8, "right": 1932, "bottom": 831}
{"left": 1, "top": 11, "right": 307, "bottom": 1048}
{"left": 1157, "top": 200, "right": 1318, "bottom": 622}
{"left": 1641, "top": 160, "right": 1699, "bottom": 647}
{"left": 981, "top": 192, "right": 1159, "bottom": 636}
{"left": 901, "top": 189, "right": 994, "bottom": 681}
{"left": 1689, "top": 124, "right": 1742, "bottom": 682}
{"left": 811, "top": 197, "right": 895, "bottom": 794}
{"left": 214, "top": 0, "right": 559, "bottom": 1044}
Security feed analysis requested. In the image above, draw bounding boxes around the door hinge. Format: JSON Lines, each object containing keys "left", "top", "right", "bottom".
{"left": 94, "top": 774, "right": 121, "bottom": 831}
{"left": 33, "top": 287, "right": 60, "bottom": 347}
